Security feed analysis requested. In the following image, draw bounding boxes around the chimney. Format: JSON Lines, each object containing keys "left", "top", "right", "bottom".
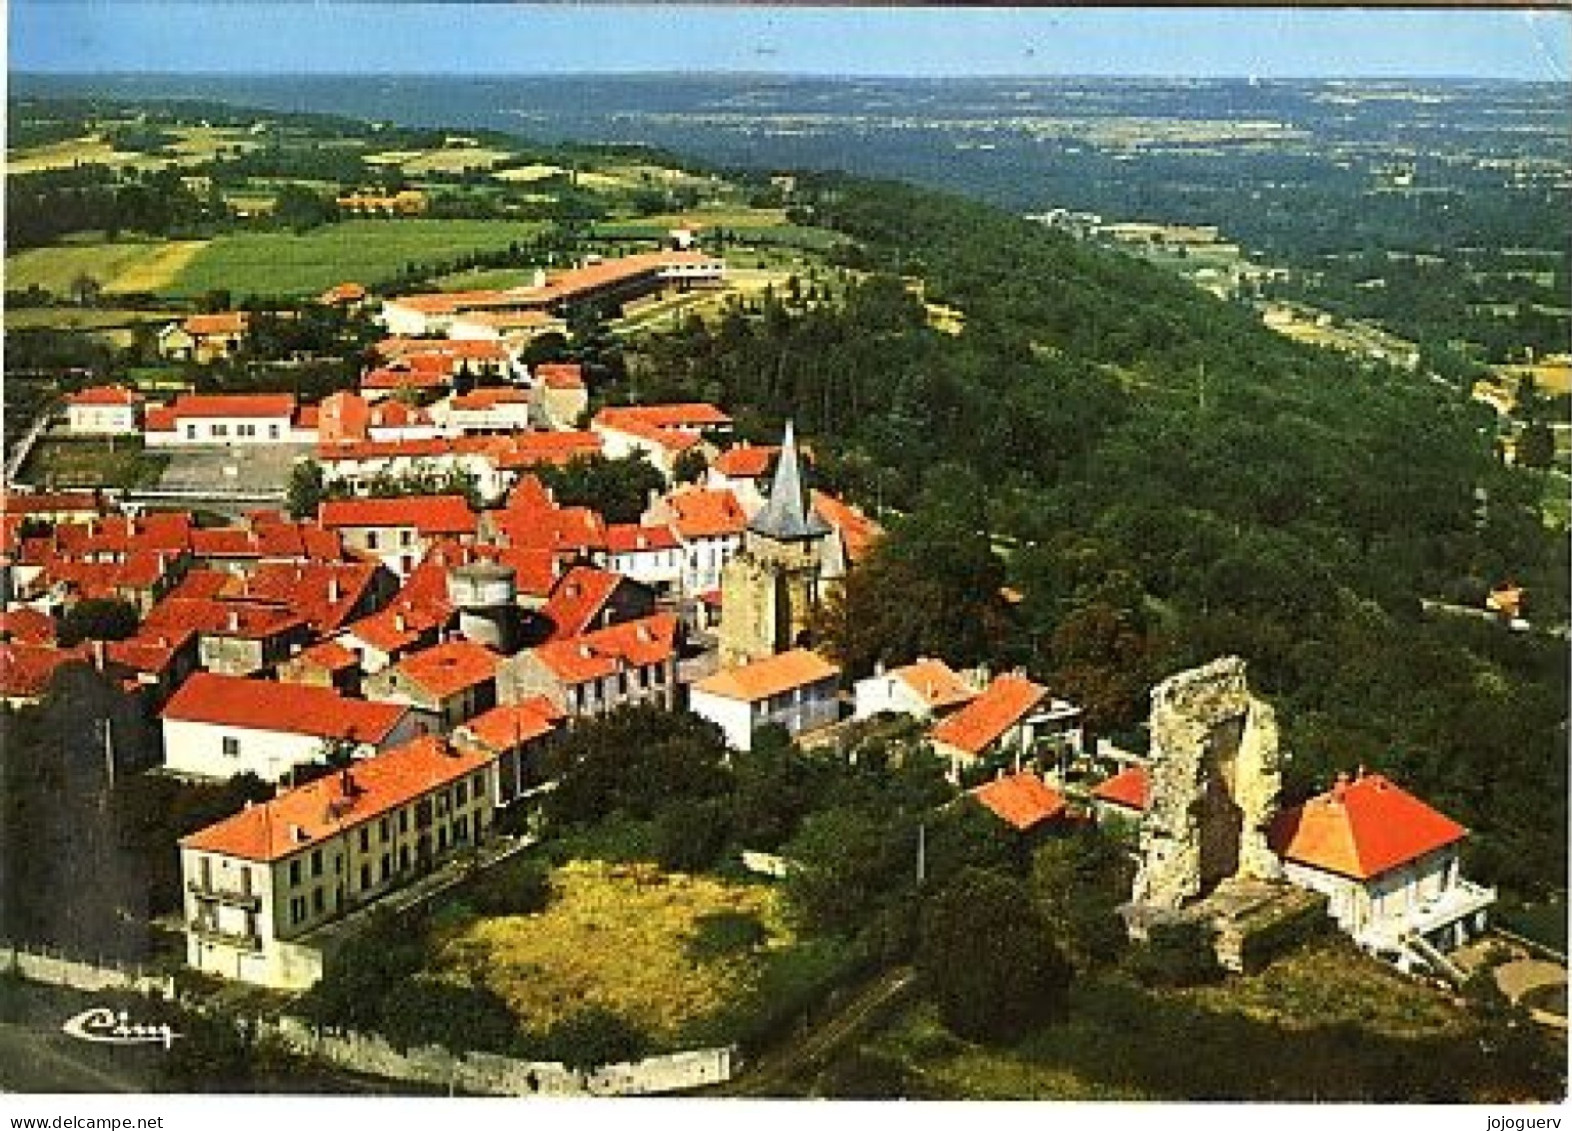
{"left": 289, "top": 824, "right": 308, "bottom": 843}
{"left": 636, "top": 624, "right": 652, "bottom": 643}
{"left": 328, "top": 575, "right": 342, "bottom": 603}
{"left": 92, "top": 638, "right": 106, "bottom": 671}
{"left": 1332, "top": 771, "right": 1351, "bottom": 802}
{"left": 393, "top": 611, "right": 407, "bottom": 633}
{"left": 227, "top": 609, "right": 240, "bottom": 632}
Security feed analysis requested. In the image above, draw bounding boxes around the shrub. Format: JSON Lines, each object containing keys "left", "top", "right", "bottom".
{"left": 654, "top": 798, "right": 732, "bottom": 873}
{"left": 687, "top": 910, "right": 768, "bottom": 962}
{"left": 814, "top": 1047, "right": 914, "bottom": 1099}
{"left": 466, "top": 856, "right": 552, "bottom": 917}
{"left": 916, "top": 867, "right": 1073, "bottom": 1042}
{"left": 541, "top": 1007, "right": 650, "bottom": 1074}
{"left": 1124, "top": 920, "right": 1223, "bottom": 988}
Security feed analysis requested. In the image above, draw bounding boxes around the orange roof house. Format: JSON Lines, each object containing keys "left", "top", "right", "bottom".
{"left": 694, "top": 648, "right": 841, "bottom": 705}
{"left": 181, "top": 734, "right": 490, "bottom": 864}
{"left": 1268, "top": 771, "right": 1468, "bottom": 882}
{"left": 504, "top": 612, "right": 680, "bottom": 716}
{"left": 66, "top": 384, "right": 141, "bottom": 408}
{"left": 970, "top": 771, "right": 1069, "bottom": 832}
{"left": 689, "top": 648, "right": 842, "bottom": 751}
{"left": 1090, "top": 764, "right": 1151, "bottom": 816}
{"left": 365, "top": 638, "right": 501, "bottom": 727}
{"left": 930, "top": 673, "right": 1049, "bottom": 761}
{"left": 161, "top": 671, "right": 410, "bottom": 744}
{"left": 320, "top": 495, "right": 477, "bottom": 537}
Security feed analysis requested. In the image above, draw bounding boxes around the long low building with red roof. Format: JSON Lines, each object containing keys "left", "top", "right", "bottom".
{"left": 179, "top": 733, "right": 497, "bottom": 989}
{"left": 64, "top": 384, "right": 142, "bottom": 435}
{"left": 143, "top": 392, "right": 319, "bottom": 448}
{"left": 160, "top": 671, "right": 421, "bottom": 782}
{"left": 499, "top": 612, "right": 679, "bottom": 717}
{"left": 319, "top": 494, "right": 477, "bottom": 577}
{"left": 1268, "top": 769, "right": 1495, "bottom": 972}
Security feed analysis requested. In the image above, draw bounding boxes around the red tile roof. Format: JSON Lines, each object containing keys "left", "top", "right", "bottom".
{"left": 665, "top": 488, "right": 747, "bottom": 540}
{"left": 161, "top": 672, "right": 409, "bottom": 744}
{"left": 1268, "top": 771, "right": 1468, "bottom": 881}
{"left": 0, "top": 642, "right": 90, "bottom": 698}
{"left": 384, "top": 638, "right": 500, "bottom": 699}
{"left": 491, "top": 500, "right": 607, "bottom": 555}
{"left": 0, "top": 607, "right": 58, "bottom": 645}
{"left": 361, "top": 366, "right": 450, "bottom": 392}
{"left": 811, "top": 489, "right": 882, "bottom": 563}
{"left": 534, "top": 363, "right": 586, "bottom": 390}
{"left": 605, "top": 523, "right": 680, "bottom": 554}
{"left": 292, "top": 638, "right": 361, "bottom": 672}
{"left": 930, "top": 673, "right": 1048, "bottom": 758}
{"left": 460, "top": 698, "right": 562, "bottom": 751}
{"left": 320, "top": 495, "right": 477, "bottom": 536}
{"left": 889, "top": 658, "right": 976, "bottom": 711}
{"left": 319, "top": 282, "right": 367, "bottom": 305}
{"left": 0, "top": 490, "right": 111, "bottom": 517}
{"left": 228, "top": 561, "right": 381, "bottom": 632}
{"left": 712, "top": 444, "right": 777, "bottom": 478}
{"left": 693, "top": 649, "right": 841, "bottom": 703}
{"left": 143, "top": 596, "right": 306, "bottom": 640}
{"left": 66, "top": 384, "right": 141, "bottom": 407}
{"left": 539, "top": 566, "right": 627, "bottom": 641}
{"left": 971, "top": 772, "right": 1068, "bottom": 831}
{"left": 167, "top": 393, "right": 295, "bottom": 419}
{"left": 491, "top": 430, "right": 603, "bottom": 469}
{"left": 144, "top": 406, "right": 177, "bottom": 432}
{"left": 181, "top": 734, "right": 492, "bottom": 863}
{"left": 104, "top": 627, "right": 196, "bottom": 676}
{"left": 182, "top": 312, "right": 249, "bottom": 337}
{"left": 531, "top": 612, "right": 678, "bottom": 685}
{"left": 343, "top": 599, "right": 449, "bottom": 656}
{"left": 1091, "top": 765, "right": 1151, "bottom": 813}
{"left": 451, "top": 387, "right": 532, "bottom": 410}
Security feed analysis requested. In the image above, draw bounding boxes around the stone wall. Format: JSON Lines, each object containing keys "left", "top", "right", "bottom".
{"left": 2, "top": 944, "right": 175, "bottom": 998}
{"left": 260, "top": 1016, "right": 735, "bottom": 1096}
{"left": 1131, "top": 656, "right": 1283, "bottom": 912}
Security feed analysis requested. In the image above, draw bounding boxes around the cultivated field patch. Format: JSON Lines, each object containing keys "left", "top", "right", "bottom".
{"left": 432, "top": 859, "right": 788, "bottom": 1039}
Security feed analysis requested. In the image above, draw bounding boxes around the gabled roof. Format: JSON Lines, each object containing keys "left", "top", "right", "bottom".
{"left": 167, "top": 392, "right": 294, "bottom": 419}
{"left": 451, "top": 387, "right": 532, "bottom": 410}
{"left": 319, "top": 282, "right": 367, "bottom": 305}
{"left": 104, "top": 627, "right": 197, "bottom": 676}
{"left": 595, "top": 402, "right": 731, "bottom": 431}
{"left": 1091, "top": 764, "right": 1150, "bottom": 813}
{"left": 749, "top": 421, "right": 830, "bottom": 542}
{"left": 539, "top": 566, "right": 630, "bottom": 641}
{"left": 888, "top": 658, "right": 976, "bottom": 711}
{"left": 534, "top": 362, "right": 586, "bottom": 390}
{"left": 693, "top": 648, "right": 841, "bottom": 704}
{"left": 460, "top": 697, "right": 563, "bottom": 751}
{"left": 143, "top": 596, "right": 306, "bottom": 640}
{"left": 181, "top": 312, "right": 249, "bottom": 337}
{"left": 530, "top": 612, "right": 678, "bottom": 685}
{"left": 970, "top": 772, "right": 1068, "bottom": 831}
{"left": 0, "top": 606, "right": 58, "bottom": 645}
{"left": 67, "top": 384, "right": 141, "bottom": 407}
{"left": 930, "top": 673, "right": 1048, "bottom": 758}
{"left": 0, "top": 490, "right": 111, "bottom": 517}
{"left": 291, "top": 638, "right": 360, "bottom": 672}
{"left": 383, "top": 638, "right": 500, "bottom": 700}
{"left": 664, "top": 488, "right": 747, "bottom": 540}
{"left": 320, "top": 495, "right": 476, "bottom": 536}
{"left": 1268, "top": 771, "right": 1468, "bottom": 881}
{"left": 181, "top": 734, "right": 493, "bottom": 863}
{"left": 0, "top": 642, "right": 90, "bottom": 698}
{"left": 712, "top": 443, "right": 778, "bottom": 479}
{"left": 604, "top": 523, "right": 680, "bottom": 554}
{"left": 160, "top": 672, "right": 408, "bottom": 743}
{"left": 811, "top": 489, "right": 882, "bottom": 563}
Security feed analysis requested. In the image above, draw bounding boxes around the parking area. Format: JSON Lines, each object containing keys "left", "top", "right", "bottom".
{"left": 154, "top": 442, "right": 311, "bottom": 495}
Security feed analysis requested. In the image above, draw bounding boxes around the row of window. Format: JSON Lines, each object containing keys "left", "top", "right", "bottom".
{"left": 184, "top": 422, "right": 283, "bottom": 440}
{"left": 284, "top": 812, "right": 481, "bottom": 927}
{"left": 567, "top": 663, "right": 669, "bottom": 713}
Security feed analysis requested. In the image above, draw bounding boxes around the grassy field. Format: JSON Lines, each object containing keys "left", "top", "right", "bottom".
{"left": 5, "top": 240, "right": 209, "bottom": 297}
{"left": 20, "top": 437, "right": 170, "bottom": 490}
{"left": 366, "top": 146, "right": 516, "bottom": 175}
{"left": 857, "top": 939, "right": 1544, "bottom": 1102}
{"left": 3, "top": 307, "right": 185, "bottom": 332}
{"left": 431, "top": 859, "right": 787, "bottom": 1041}
{"left": 166, "top": 219, "right": 548, "bottom": 298}
{"left": 8, "top": 126, "right": 260, "bottom": 175}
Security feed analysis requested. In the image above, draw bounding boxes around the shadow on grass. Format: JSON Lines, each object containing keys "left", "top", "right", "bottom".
{"left": 883, "top": 974, "right": 1565, "bottom": 1103}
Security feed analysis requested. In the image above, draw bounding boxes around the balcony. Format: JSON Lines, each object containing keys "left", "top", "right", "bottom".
{"left": 187, "top": 880, "right": 262, "bottom": 910}
{"left": 1357, "top": 878, "right": 1497, "bottom": 953}
{"left": 189, "top": 919, "right": 264, "bottom": 951}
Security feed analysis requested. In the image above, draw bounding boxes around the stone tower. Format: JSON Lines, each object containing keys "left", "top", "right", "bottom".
{"left": 1130, "top": 656, "right": 1284, "bottom": 912}
{"left": 718, "top": 421, "right": 832, "bottom": 668}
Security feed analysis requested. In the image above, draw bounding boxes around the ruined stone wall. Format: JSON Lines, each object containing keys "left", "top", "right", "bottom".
{"left": 1131, "top": 656, "right": 1283, "bottom": 912}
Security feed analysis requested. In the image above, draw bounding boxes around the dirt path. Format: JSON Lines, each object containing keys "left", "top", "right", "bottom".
{"left": 716, "top": 966, "right": 915, "bottom": 1098}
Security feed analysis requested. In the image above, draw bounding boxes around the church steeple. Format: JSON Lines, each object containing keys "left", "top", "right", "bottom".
{"left": 748, "top": 420, "right": 831, "bottom": 542}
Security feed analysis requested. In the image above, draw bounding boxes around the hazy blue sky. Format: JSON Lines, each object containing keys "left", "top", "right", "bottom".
{"left": 11, "top": 3, "right": 1570, "bottom": 81}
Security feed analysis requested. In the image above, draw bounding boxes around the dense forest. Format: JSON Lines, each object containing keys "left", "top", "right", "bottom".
{"left": 633, "top": 176, "right": 1568, "bottom": 897}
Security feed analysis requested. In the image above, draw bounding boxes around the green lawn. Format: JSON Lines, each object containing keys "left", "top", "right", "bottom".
{"left": 164, "top": 219, "right": 549, "bottom": 298}
{"left": 5, "top": 241, "right": 207, "bottom": 297}
{"left": 4, "top": 307, "right": 186, "bottom": 332}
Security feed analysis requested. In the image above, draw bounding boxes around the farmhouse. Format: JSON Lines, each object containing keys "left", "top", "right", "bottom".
{"left": 157, "top": 312, "right": 250, "bottom": 364}
{"left": 180, "top": 733, "right": 493, "bottom": 990}
{"left": 63, "top": 384, "right": 142, "bottom": 435}
{"left": 852, "top": 656, "right": 977, "bottom": 722}
{"left": 1268, "top": 769, "right": 1496, "bottom": 974}
{"left": 689, "top": 648, "right": 841, "bottom": 752}
{"left": 160, "top": 671, "right": 419, "bottom": 781}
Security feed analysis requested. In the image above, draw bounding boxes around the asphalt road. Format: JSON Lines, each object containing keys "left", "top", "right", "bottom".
{"left": 0, "top": 1019, "right": 145, "bottom": 1093}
